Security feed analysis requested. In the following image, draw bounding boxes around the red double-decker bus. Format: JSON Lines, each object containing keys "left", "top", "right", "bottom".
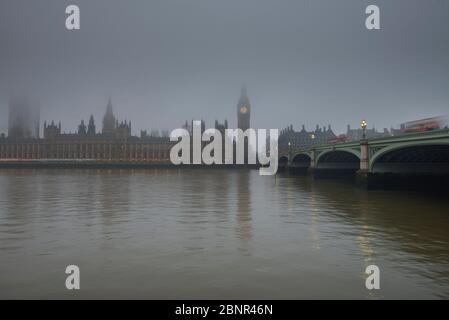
{"left": 328, "top": 134, "right": 347, "bottom": 144}
{"left": 400, "top": 116, "right": 449, "bottom": 133}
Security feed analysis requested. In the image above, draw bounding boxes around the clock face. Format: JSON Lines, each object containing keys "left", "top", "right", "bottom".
{"left": 240, "top": 106, "right": 248, "bottom": 114}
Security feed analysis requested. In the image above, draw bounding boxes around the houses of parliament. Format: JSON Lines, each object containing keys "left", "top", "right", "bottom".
{"left": 0, "top": 88, "right": 252, "bottom": 164}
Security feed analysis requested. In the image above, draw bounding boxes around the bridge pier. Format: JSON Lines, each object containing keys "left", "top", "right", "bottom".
{"left": 355, "top": 170, "right": 370, "bottom": 189}
{"left": 355, "top": 140, "right": 370, "bottom": 188}
{"left": 360, "top": 140, "right": 369, "bottom": 171}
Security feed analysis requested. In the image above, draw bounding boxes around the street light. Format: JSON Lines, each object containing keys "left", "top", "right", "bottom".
{"left": 288, "top": 141, "right": 292, "bottom": 164}
{"left": 360, "top": 119, "right": 368, "bottom": 140}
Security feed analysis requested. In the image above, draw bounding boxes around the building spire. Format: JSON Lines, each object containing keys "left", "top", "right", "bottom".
{"left": 102, "top": 98, "right": 116, "bottom": 136}
{"left": 241, "top": 85, "right": 247, "bottom": 98}
{"left": 88, "top": 114, "right": 96, "bottom": 136}
{"left": 106, "top": 97, "right": 113, "bottom": 113}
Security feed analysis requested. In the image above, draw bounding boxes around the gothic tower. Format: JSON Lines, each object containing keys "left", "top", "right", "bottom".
{"left": 237, "top": 85, "right": 251, "bottom": 131}
{"left": 78, "top": 120, "right": 87, "bottom": 135}
{"left": 87, "top": 115, "right": 96, "bottom": 136}
{"left": 102, "top": 98, "right": 116, "bottom": 136}
{"left": 236, "top": 86, "right": 252, "bottom": 164}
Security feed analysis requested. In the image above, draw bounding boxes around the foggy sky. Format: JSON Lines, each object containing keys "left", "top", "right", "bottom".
{"left": 1, "top": 0, "right": 448, "bottom": 135}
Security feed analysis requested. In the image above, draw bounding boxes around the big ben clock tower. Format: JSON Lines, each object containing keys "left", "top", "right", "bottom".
{"left": 237, "top": 85, "right": 251, "bottom": 131}
{"left": 237, "top": 85, "right": 252, "bottom": 164}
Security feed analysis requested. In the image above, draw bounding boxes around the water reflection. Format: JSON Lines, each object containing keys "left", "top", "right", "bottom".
{"left": 287, "top": 176, "right": 449, "bottom": 298}
{"left": 1, "top": 169, "right": 449, "bottom": 299}
{"left": 235, "top": 170, "right": 252, "bottom": 254}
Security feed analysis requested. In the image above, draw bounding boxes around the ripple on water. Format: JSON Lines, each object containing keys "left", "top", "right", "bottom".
{"left": 1, "top": 169, "right": 449, "bottom": 299}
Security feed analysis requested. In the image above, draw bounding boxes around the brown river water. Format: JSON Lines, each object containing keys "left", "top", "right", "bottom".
{"left": 1, "top": 168, "right": 449, "bottom": 299}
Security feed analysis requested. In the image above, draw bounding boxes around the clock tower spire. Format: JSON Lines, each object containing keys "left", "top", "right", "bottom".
{"left": 237, "top": 85, "right": 250, "bottom": 131}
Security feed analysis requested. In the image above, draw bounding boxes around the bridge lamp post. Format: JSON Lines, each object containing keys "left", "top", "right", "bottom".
{"left": 361, "top": 119, "right": 368, "bottom": 140}
{"left": 359, "top": 120, "right": 370, "bottom": 187}
{"left": 288, "top": 142, "right": 292, "bottom": 166}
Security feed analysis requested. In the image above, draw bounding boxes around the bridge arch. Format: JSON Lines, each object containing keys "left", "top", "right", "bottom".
{"left": 290, "top": 153, "right": 312, "bottom": 174}
{"left": 291, "top": 153, "right": 312, "bottom": 167}
{"left": 315, "top": 149, "right": 361, "bottom": 168}
{"left": 313, "top": 149, "right": 361, "bottom": 179}
{"left": 370, "top": 141, "right": 449, "bottom": 173}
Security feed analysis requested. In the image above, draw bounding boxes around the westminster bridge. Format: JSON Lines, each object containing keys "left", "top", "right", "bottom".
{"left": 278, "top": 128, "right": 449, "bottom": 189}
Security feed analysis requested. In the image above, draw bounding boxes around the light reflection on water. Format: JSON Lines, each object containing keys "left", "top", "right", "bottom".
{"left": 0, "top": 168, "right": 449, "bottom": 299}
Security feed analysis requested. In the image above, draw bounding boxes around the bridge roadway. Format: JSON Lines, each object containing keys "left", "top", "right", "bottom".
{"left": 278, "top": 128, "right": 449, "bottom": 190}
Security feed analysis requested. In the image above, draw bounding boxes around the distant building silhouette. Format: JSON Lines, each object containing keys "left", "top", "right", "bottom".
{"left": 1, "top": 90, "right": 260, "bottom": 164}
{"left": 43, "top": 121, "right": 61, "bottom": 139}
{"left": 102, "top": 98, "right": 116, "bottom": 136}
{"left": 8, "top": 96, "right": 40, "bottom": 139}
{"left": 279, "top": 124, "right": 336, "bottom": 149}
{"left": 78, "top": 120, "right": 87, "bottom": 136}
{"left": 2, "top": 98, "right": 171, "bottom": 162}
{"left": 237, "top": 86, "right": 251, "bottom": 163}
{"left": 87, "top": 115, "right": 96, "bottom": 136}
{"left": 345, "top": 125, "right": 390, "bottom": 141}
{"left": 237, "top": 86, "right": 250, "bottom": 131}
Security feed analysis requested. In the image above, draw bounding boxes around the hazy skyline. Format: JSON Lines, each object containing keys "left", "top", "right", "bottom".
{"left": 1, "top": 0, "right": 448, "bottom": 135}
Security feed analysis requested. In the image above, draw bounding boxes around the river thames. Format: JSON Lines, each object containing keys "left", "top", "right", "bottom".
{"left": 1, "top": 168, "right": 449, "bottom": 299}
